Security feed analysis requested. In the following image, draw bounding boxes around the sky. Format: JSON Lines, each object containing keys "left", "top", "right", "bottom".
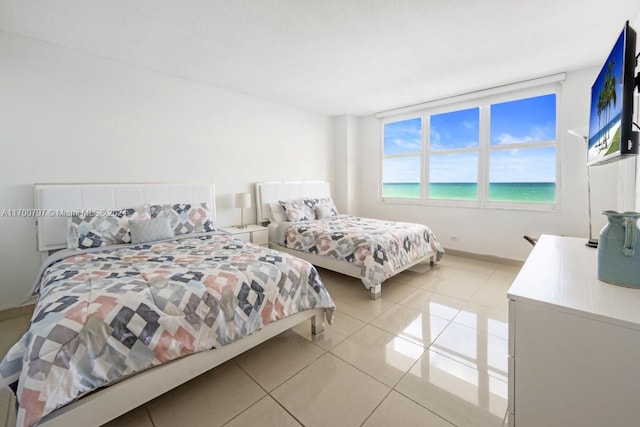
{"left": 383, "top": 94, "right": 556, "bottom": 183}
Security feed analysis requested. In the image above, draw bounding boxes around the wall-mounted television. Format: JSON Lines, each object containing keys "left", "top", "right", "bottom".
{"left": 587, "top": 21, "right": 639, "bottom": 166}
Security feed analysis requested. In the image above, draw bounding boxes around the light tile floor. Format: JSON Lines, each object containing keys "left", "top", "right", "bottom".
{"left": 0, "top": 254, "right": 520, "bottom": 427}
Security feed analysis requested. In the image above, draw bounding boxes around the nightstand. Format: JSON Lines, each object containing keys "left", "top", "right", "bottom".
{"left": 220, "top": 224, "right": 269, "bottom": 246}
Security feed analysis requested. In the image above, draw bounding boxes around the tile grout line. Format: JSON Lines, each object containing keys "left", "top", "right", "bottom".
{"left": 302, "top": 303, "right": 400, "bottom": 426}
{"left": 427, "top": 346, "right": 508, "bottom": 383}
{"left": 157, "top": 316, "right": 368, "bottom": 427}
{"left": 323, "top": 309, "right": 368, "bottom": 342}
{"left": 219, "top": 394, "right": 305, "bottom": 427}
{"left": 389, "top": 314, "right": 454, "bottom": 386}
{"left": 204, "top": 361, "right": 269, "bottom": 426}
{"left": 357, "top": 387, "right": 395, "bottom": 427}
{"left": 318, "top": 297, "right": 439, "bottom": 423}
{"left": 263, "top": 312, "right": 388, "bottom": 426}
{"left": 310, "top": 349, "right": 397, "bottom": 426}
{"left": 378, "top": 262, "right": 503, "bottom": 427}
{"left": 424, "top": 264, "right": 510, "bottom": 382}
{"left": 144, "top": 405, "right": 156, "bottom": 427}
{"left": 328, "top": 331, "right": 423, "bottom": 390}
{"left": 233, "top": 346, "right": 329, "bottom": 425}
{"left": 266, "top": 395, "right": 306, "bottom": 427}
{"left": 217, "top": 395, "right": 261, "bottom": 427}
{"left": 353, "top": 289, "right": 462, "bottom": 426}
{"left": 391, "top": 386, "right": 458, "bottom": 427}
{"left": 288, "top": 259, "right": 500, "bottom": 425}
{"left": 385, "top": 301, "right": 461, "bottom": 426}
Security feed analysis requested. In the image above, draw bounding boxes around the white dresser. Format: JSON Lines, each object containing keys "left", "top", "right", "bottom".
{"left": 507, "top": 235, "right": 640, "bottom": 427}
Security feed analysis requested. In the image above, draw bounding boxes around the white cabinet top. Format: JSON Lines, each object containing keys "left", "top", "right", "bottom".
{"left": 507, "top": 234, "right": 640, "bottom": 331}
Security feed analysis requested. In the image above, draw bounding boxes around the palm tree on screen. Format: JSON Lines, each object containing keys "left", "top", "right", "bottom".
{"left": 597, "top": 91, "right": 604, "bottom": 148}
{"left": 603, "top": 60, "right": 617, "bottom": 145}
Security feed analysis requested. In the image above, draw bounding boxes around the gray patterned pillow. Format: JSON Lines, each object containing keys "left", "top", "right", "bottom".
{"left": 67, "top": 206, "right": 149, "bottom": 249}
{"left": 149, "top": 203, "right": 216, "bottom": 235}
{"left": 268, "top": 202, "right": 288, "bottom": 223}
{"left": 129, "top": 215, "right": 175, "bottom": 245}
{"left": 279, "top": 199, "right": 316, "bottom": 222}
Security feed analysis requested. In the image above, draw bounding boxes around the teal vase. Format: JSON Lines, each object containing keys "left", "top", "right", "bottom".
{"left": 597, "top": 211, "right": 640, "bottom": 288}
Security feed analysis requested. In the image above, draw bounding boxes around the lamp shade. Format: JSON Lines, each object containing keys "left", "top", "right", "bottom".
{"left": 235, "top": 192, "right": 252, "bottom": 209}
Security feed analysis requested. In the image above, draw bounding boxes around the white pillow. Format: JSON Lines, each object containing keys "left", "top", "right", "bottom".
{"left": 129, "top": 215, "right": 175, "bottom": 245}
{"left": 314, "top": 197, "right": 339, "bottom": 218}
{"left": 268, "top": 202, "right": 288, "bottom": 223}
{"left": 316, "top": 205, "right": 335, "bottom": 219}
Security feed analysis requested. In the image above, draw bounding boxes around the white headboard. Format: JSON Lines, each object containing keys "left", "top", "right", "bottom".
{"left": 255, "top": 181, "right": 331, "bottom": 224}
{"left": 34, "top": 183, "right": 215, "bottom": 252}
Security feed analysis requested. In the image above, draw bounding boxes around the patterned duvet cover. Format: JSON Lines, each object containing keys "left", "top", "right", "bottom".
{"left": 272, "top": 215, "right": 444, "bottom": 289}
{"left": 0, "top": 234, "right": 335, "bottom": 427}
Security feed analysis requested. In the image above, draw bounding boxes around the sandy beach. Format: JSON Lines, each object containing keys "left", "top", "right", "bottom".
{"left": 588, "top": 120, "right": 621, "bottom": 162}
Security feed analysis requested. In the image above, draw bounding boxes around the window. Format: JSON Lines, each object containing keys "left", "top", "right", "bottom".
{"left": 429, "top": 108, "right": 479, "bottom": 201}
{"left": 382, "top": 118, "right": 422, "bottom": 199}
{"left": 488, "top": 95, "right": 556, "bottom": 204}
{"left": 381, "top": 83, "right": 559, "bottom": 209}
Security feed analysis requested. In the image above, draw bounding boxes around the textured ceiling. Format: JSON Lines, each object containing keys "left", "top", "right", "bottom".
{"left": 1, "top": 0, "right": 639, "bottom": 115}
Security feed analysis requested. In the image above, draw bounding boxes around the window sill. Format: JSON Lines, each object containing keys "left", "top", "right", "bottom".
{"left": 379, "top": 198, "right": 560, "bottom": 213}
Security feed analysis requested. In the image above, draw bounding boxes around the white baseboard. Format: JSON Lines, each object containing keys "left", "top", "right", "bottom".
{"left": 444, "top": 248, "right": 524, "bottom": 267}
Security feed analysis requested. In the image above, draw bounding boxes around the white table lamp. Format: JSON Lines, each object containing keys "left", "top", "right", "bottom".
{"left": 235, "top": 192, "right": 252, "bottom": 229}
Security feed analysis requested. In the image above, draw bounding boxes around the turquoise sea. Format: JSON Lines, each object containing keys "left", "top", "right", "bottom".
{"left": 383, "top": 182, "right": 556, "bottom": 203}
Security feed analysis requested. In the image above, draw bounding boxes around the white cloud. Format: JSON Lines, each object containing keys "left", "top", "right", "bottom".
{"left": 393, "top": 138, "right": 421, "bottom": 151}
{"left": 493, "top": 123, "right": 555, "bottom": 145}
{"left": 494, "top": 132, "right": 527, "bottom": 145}
{"left": 462, "top": 120, "right": 476, "bottom": 130}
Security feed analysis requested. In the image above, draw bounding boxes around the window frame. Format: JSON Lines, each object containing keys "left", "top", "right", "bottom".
{"left": 379, "top": 81, "right": 562, "bottom": 212}
{"left": 379, "top": 112, "right": 426, "bottom": 206}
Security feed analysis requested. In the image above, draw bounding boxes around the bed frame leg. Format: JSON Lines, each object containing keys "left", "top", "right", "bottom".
{"left": 311, "top": 314, "right": 325, "bottom": 335}
{"left": 430, "top": 256, "right": 435, "bottom": 266}
{"left": 369, "top": 284, "right": 382, "bottom": 300}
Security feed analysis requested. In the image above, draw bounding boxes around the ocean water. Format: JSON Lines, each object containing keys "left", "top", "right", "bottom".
{"left": 383, "top": 182, "right": 556, "bottom": 203}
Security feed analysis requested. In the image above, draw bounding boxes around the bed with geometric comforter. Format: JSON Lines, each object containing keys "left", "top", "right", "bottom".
{"left": 271, "top": 215, "right": 444, "bottom": 292}
{"left": 0, "top": 233, "right": 335, "bottom": 427}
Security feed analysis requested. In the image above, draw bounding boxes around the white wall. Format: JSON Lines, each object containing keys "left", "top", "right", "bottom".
{"left": 0, "top": 32, "right": 334, "bottom": 310}
{"left": 333, "top": 115, "right": 359, "bottom": 214}
{"left": 353, "top": 67, "right": 631, "bottom": 262}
